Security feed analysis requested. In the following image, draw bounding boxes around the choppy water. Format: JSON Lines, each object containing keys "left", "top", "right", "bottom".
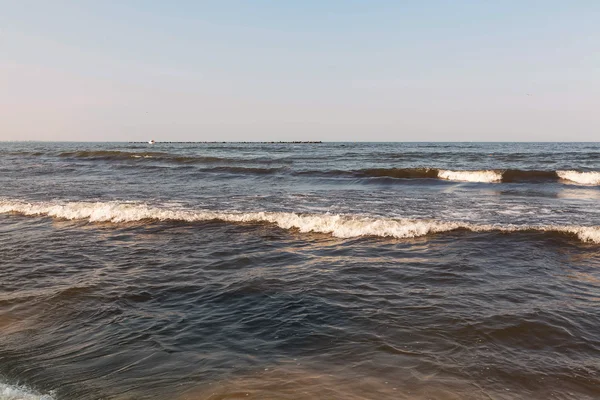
{"left": 1, "top": 142, "right": 599, "bottom": 399}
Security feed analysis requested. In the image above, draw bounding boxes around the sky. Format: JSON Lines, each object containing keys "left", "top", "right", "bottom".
{"left": 0, "top": 0, "right": 599, "bottom": 142}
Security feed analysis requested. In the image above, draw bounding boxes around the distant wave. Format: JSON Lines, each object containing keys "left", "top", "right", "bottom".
{"left": 58, "top": 150, "right": 288, "bottom": 165}
{"left": 59, "top": 150, "right": 170, "bottom": 160}
{"left": 9, "top": 150, "right": 600, "bottom": 185}
{"left": 4, "top": 151, "right": 45, "bottom": 157}
{"left": 1, "top": 200, "right": 598, "bottom": 244}
{"left": 0, "top": 381, "right": 54, "bottom": 400}
{"left": 301, "top": 168, "right": 600, "bottom": 185}
{"left": 198, "top": 166, "right": 286, "bottom": 175}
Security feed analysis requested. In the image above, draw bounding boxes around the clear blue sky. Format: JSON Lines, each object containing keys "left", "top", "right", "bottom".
{"left": 1, "top": 1, "right": 598, "bottom": 141}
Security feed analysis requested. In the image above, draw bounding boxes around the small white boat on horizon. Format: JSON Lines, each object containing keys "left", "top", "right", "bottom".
{"left": 148, "top": 139, "right": 155, "bottom": 145}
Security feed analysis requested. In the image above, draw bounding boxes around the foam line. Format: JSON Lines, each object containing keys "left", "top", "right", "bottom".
{"left": 1, "top": 200, "right": 598, "bottom": 244}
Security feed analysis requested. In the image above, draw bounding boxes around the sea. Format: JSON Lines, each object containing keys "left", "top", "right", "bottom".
{"left": 0, "top": 142, "right": 599, "bottom": 400}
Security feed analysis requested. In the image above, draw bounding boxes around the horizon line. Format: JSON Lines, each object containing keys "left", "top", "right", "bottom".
{"left": 1, "top": 140, "right": 599, "bottom": 144}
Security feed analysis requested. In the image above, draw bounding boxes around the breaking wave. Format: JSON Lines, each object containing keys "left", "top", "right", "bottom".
{"left": 305, "top": 168, "right": 600, "bottom": 185}
{"left": 8, "top": 150, "right": 600, "bottom": 186}
{"left": 437, "top": 170, "right": 502, "bottom": 183}
{"left": 0, "top": 200, "right": 598, "bottom": 244}
{"left": 557, "top": 170, "right": 600, "bottom": 186}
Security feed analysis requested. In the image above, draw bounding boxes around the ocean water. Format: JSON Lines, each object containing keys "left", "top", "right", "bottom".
{"left": 0, "top": 142, "right": 599, "bottom": 400}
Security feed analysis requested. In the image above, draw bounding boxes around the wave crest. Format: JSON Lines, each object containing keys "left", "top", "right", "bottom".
{"left": 437, "top": 170, "right": 503, "bottom": 183}
{"left": 314, "top": 169, "right": 597, "bottom": 185}
{"left": 1, "top": 200, "right": 598, "bottom": 244}
{"left": 557, "top": 170, "right": 600, "bottom": 185}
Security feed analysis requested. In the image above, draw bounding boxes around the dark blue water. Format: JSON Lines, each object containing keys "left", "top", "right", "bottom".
{"left": 1, "top": 142, "right": 599, "bottom": 399}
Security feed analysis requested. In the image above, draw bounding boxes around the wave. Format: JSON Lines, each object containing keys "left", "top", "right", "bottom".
{"left": 197, "top": 166, "right": 285, "bottom": 175}
{"left": 4, "top": 151, "right": 45, "bottom": 157}
{"left": 1, "top": 200, "right": 598, "bottom": 244}
{"left": 501, "top": 169, "right": 559, "bottom": 182}
{"left": 8, "top": 150, "right": 600, "bottom": 185}
{"left": 58, "top": 150, "right": 287, "bottom": 165}
{"left": 300, "top": 168, "right": 600, "bottom": 185}
{"left": 557, "top": 170, "right": 600, "bottom": 186}
{"left": 357, "top": 168, "right": 439, "bottom": 179}
{"left": 0, "top": 382, "right": 54, "bottom": 400}
{"left": 59, "top": 150, "right": 170, "bottom": 160}
{"left": 437, "top": 170, "right": 502, "bottom": 183}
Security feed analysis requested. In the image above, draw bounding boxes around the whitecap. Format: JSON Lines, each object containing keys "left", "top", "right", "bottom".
{"left": 1, "top": 199, "right": 598, "bottom": 244}
{"left": 557, "top": 170, "right": 600, "bottom": 186}
{"left": 437, "top": 170, "right": 502, "bottom": 183}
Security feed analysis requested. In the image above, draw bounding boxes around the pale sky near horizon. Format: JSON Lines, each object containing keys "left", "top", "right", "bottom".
{"left": 1, "top": 1, "right": 599, "bottom": 142}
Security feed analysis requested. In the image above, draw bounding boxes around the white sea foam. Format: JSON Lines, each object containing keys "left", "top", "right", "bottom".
{"left": 437, "top": 170, "right": 502, "bottom": 183}
{"left": 565, "top": 225, "right": 600, "bottom": 243}
{"left": 0, "top": 200, "right": 598, "bottom": 244}
{"left": 0, "top": 382, "right": 54, "bottom": 400}
{"left": 557, "top": 170, "right": 600, "bottom": 186}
